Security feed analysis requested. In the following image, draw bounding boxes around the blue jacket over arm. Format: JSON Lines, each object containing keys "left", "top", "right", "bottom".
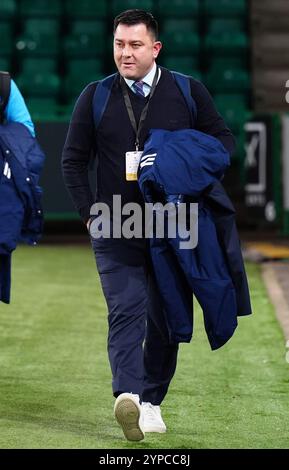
{"left": 138, "top": 128, "right": 251, "bottom": 350}
{"left": 0, "top": 123, "right": 45, "bottom": 303}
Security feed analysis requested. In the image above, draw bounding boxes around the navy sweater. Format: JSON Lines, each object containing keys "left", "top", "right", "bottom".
{"left": 62, "top": 67, "right": 235, "bottom": 223}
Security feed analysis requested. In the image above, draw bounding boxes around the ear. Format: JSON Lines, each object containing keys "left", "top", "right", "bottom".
{"left": 153, "top": 41, "right": 162, "bottom": 59}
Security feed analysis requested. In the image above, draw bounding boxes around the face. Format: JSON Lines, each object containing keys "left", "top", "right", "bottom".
{"left": 113, "top": 23, "right": 162, "bottom": 80}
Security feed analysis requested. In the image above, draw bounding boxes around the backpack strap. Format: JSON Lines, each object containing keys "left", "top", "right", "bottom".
{"left": 92, "top": 70, "right": 198, "bottom": 131}
{"left": 171, "top": 70, "right": 197, "bottom": 123}
{"left": 0, "top": 71, "right": 11, "bottom": 124}
{"left": 92, "top": 73, "right": 118, "bottom": 130}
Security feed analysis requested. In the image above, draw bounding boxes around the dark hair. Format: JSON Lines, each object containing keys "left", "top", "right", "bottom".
{"left": 113, "top": 9, "right": 158, "bottom": 40}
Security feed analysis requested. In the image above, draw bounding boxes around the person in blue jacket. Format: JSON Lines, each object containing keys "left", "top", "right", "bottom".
{"left": 62, "top": 9, "right": 238, "bottom": 442}
{"left": 0, "top": 74, "right": 44, "bottom": 305}
{"left": 1, "top": 76, "right": 35, "bottom": 136}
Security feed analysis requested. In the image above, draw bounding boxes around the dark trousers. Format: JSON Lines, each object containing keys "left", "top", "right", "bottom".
{"left": 90, "top": 237, "right": 179, "bottom": 405}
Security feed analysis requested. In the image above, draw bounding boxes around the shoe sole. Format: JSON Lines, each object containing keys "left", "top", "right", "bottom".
{"left": 114, "top": 397, "right": 144, "bottom": 441}
{"left": 143, "top": 426, "right": 167, "bottom": 433}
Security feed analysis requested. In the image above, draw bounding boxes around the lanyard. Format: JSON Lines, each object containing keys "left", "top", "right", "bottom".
{"left": 120, "top": 66, "right": 159, "bottom": 151}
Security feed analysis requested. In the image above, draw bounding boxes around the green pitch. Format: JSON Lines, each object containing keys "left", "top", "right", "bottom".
{"left": 0, "top": 245, "right": 288, "bottom": 449}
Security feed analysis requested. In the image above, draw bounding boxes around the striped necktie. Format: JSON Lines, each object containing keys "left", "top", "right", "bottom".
{"left": 133, "top": 80, "right": 145, "bottom": 97}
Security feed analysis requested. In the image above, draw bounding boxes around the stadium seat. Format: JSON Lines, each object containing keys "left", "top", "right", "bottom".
{"left": 19, "top": 0, "right": 62, "bottom": 17}
{"left": 16, "top": 19, "right": 60, "bottom": 57}
{"left": 0, "top": 22, "right": 13, "bottom": 55}
{"left": 63, "top": 59, "right": 104, "bottom": 98}
{"left": 205, "top": 30, "right": 248, "bottom": 56}
{"left": 69, "top": 20, "right": 106, "bottom": 37}
{"left": 161, "top": 56, "right": 201, "bottom": 79}
{"left": 207, "top": 18, "right": 246, "bottom": 34}
{"left": 208, "top": 57, "right": 247, "bottom": 71}
{"left": 20, "top": 57, "right": 57, "bottom": 73}
{"left": 65, "top": 0, "right": 108, "bottom": 18}
{"left": 0, "top": 0, "right": 16, "bottom": 19}
{"left": 20, "top": 18, "right": 60, "bottom": 35}
{"left": 65, "top": 58, "right": 103, "bottom": 75}
{"left": 25, "top": 97, "right": 59, "bottom": 120}
{"left": 0, "top": 58, "right": 11, "bottom": 72}
{"left": 63, "top": 20, "right": 106, "bottom": 58}
{"left": 161, "top": 19, "right": 199, "bottom": 34}
{"left": 162, "top": 56, "right": 199, "bottom": 70}
{"left": 16, "top": 58, "right": 60, "bottom": 97}
{"left": 214, "top": 93, "right": 248, "bottom": 109}
{"left": 112, "top": 0, "right": 154, "bottom": 16}
{"left": 213, "top": 94, "right": 250, "bottom": 162}
{"left": 214, "top": 94, "right": 249, "bottom": 133}
{"left": 206, "top": 63, "right": 250, "bottom": 93}
{"left": 203, "top": 0, "right": 247, "bottom": 17}
{"left": 158, "top": 0, "right": 199, "bottom": 17}
{"left": 160, "top": 31, "right": 199, "bottom": 55}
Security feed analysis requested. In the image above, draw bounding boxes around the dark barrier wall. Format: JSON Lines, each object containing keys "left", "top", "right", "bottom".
{"left": 36, "top": 122, "right": 74, "bottom": 219}
{"left": 35, "top": 121, "right": 96, "bottom": 221}
{"left": 35, "top": 121, "right": 99, "bottom": 222}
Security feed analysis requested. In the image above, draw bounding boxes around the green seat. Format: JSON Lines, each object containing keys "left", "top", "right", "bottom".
{"left": 64, "top": 20, "right": 106, "bottom": 57}
{"left": 161, "top": 19, "right": 199, "bottom": 34}
{"left": 16, "top": 19, "right": 60, "bottom": 56}
{"left": 158, "top": 0, "right": 199, "bottom": 17}
{"left": 20, "top": 18, "right": 60, "bottom": 35}
{"left": 161, "top": 56, "right": 200, "bottom": 77}
{"left": 64, "top": 74, "right": 101, "bottom": 99}
{"left": 160, "top": 31, "right": 199, "bottom": 55}
{"left": 66, "top": 58, "right": 103, "bottom": 74}
{"left": 214, "top": 94, "right": 249, "bottom": 133}
{"left": 0, "top": 22, "right": 13, "bottom": 55}
{"left": 64, "top": 74, "right": 104, "bottom": 102}
{"left": 65, "top": 0, "right": 108, "bottom": 18}
{"left": 208, "top": 57, "right": 247, "bottom": 70}
{"left": 214, "top": 93, "right": 248, "bottom": 110}
{"left": 214, "top": 94, "right": 251, "bottom": 161}
{"left": 0, "top": 0, "right": 16, "bottom": 19}
{"left": 206, "top": 64, "right": 250, "bottom": 93}
{"left": 20, "top": 57, "right": 57, "bottom": 73}
{"left": 203, "top": 0, "right": 246, "bottom": 17}
{"left": 161, "top": 56, "right": 199, "bottom": 70}
{"left": 64, "top": 59, "right": 104, "bottom": 97}
{"left": 25, "top": 97, "right": 59, "bottom": 120}
{"left": 19, "top": 0, "right": 62, "bottom": 17}
{"left": 16, "top": 58, "right": 60, "bottom": 96}
{"left": 0, "top": 58, "right": 11, "bottom": 71}
{"left": 17, "top": 73, "right": 60, "bottom": 97}
{"left": 207, "top": 18, "right": 246, "bottom": 34}
{"left": 112, "top": 0, "right": 154, "bottom": 16}
{"left": 70, "top": 20, "right": 106, "bottom": 36}
{"left": 205, "top": 31, "right": 248, "bottom": 55}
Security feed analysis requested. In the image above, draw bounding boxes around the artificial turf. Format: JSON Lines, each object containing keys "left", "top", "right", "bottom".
{"left": 0, "top": 244, "right": 288, "bottom": 449}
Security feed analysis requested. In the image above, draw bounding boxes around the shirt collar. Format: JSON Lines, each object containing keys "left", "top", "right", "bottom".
{"left": 124, "top": 62, "right": 158, "bottom": 89}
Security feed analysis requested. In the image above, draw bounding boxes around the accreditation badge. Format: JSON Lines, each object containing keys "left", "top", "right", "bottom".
{"left": 125, "top": 150, "right": 143, "bottom": 181}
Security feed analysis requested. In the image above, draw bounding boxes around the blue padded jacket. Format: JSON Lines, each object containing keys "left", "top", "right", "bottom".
{"left": 138, "top": 128, "right": 251, "bottom": 350}
{"left": 0, "top": 123, "right": 45, "bottom": 303}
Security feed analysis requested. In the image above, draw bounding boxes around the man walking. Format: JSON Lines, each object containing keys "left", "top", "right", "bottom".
{"left": 62, "top": 9, "right": 235, "bottom": 441}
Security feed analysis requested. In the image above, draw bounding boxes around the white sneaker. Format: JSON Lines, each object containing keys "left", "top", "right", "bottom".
{"left": 114, "top": 393, "right": 145, "bottom": 441}
{"left": 142, "top": 402, "right": 167, "bottom": 433}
